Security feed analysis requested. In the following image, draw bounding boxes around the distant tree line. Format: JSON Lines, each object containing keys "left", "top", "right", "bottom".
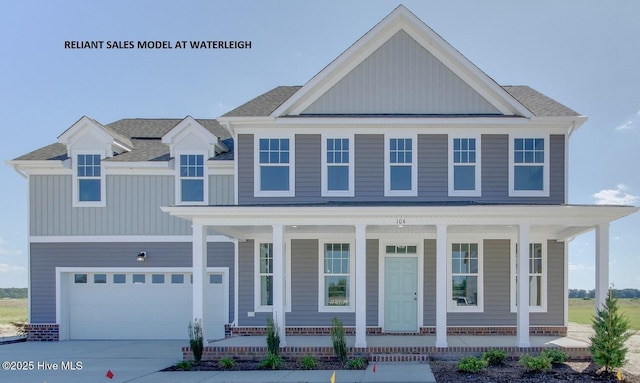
{"left": 0, "top": 288, "right": 27, "bottom": 299}
{"left": 569, "top": 288, "right": 640, "bottom": 299}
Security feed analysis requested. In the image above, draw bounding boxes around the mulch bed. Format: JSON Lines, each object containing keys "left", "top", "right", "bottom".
{"left": 430, "top": 360, "right": 640, "bottom": 383}
{"left": 163, "top": 359, "right": 364, "bottom": 372}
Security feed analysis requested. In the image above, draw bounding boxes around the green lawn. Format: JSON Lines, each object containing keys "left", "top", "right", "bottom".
{"left": 0, "top": 298, "right": 27, "bottom": 325}
{"left": 569, "top": 298, "right": 640, "bottom": 330}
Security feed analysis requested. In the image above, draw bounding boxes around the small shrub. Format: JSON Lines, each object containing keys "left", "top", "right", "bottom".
{"left": 175, "top": 360, "right": 194, "bottom": 371}
{"left": 482, "top": 349, "right": 506, "bottom": 365}
{"left": 346, "top": 358, "right": 367, "bottom": 369}
{"left": 457, "top": 356, "right": 488, "bottom": 373}
{"left": 330, "top": 317, "right": 348, "bottom": 363}
{"left": 218, "top": 357, "right": 235, "bottom": 370}
{"left": 590, "top": 289, "right": 633, "bottom": 373}
{"left": 259, "top": 352, "right": 285, "bottom": 370}
{"left": 298, "top": 355, "right": 319, "bottom": 370}
{"left": 188, "top": 319, "right": 204, "bottom": 363}
{"left": 518, "top": 354, "right": 552, "bottom": 372}
{"left": 541, "top": 349, "right": 568, "bottom": 364}
{"left": 266, "top": 317, "right": 280, "bottom": 356}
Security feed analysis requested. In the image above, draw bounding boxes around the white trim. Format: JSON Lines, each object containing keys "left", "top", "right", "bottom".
{"left": 30, "top": 235, "right": 233, "bottom": 243}
{"left": 71, "top": 150, "right": 107, "bottom": 208}
{"left": 378, "top": 239, "right": 423, "bottom": 332}
{"left": 384, "top": 133, "right": 418, "bottom": 197}
{"left": 447, "top": 236, "right": 484, "bottom": 313}
{"left": 321, "top": 133, "right": 355, "bottom": 197}
{"left": 318, "top": 238, "right": 356, "bottom": 313}
{"left": 253, "top": 134, "right": 296, "bottom": 197}
{"left": 508, "top": 134, "right": 550, "bottom": 197}
{"left": 253, "top": 237, "right": 292, "bottom": 313}
{"left": 448, "top": 134, "right": 481, "bottom": 197}
{"left": 175, "top": 151, "right": 209, "bottom": 205}
{"left": 55, "top": 266, "right": 229, "bottom": 341}
{"left": 510, "top": 238, "right": 548, "bottom": 313}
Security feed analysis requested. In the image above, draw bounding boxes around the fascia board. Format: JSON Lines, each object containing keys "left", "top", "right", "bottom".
{"left": 6, "top": 159, "right": 67, "bottom": 170}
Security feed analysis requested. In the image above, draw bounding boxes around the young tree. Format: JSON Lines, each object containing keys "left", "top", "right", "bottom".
{"left": 589, "top": 289, "right": 633, "bottom": 373}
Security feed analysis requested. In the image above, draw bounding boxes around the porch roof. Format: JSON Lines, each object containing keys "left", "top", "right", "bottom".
{"left": 161, "top": 203, "right": 637, "bottom": 242}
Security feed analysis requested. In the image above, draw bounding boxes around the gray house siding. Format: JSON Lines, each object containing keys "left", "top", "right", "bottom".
{"left": 237, "top": 133, "right": 565, "bottom": 205}
{"left": 29, "top": 241, "right": 235, "bottom": 324}
{"left": 366, "top": 239, "right": 379, "bottom": 326}
{"left": 423, "top": 239, "right": 436, "bottom": 326}
{"left": 209, "top": 175, "right": 235, "bottom": 205}
{"left": 303, "top": 30, "right": 500, "bottom": 115}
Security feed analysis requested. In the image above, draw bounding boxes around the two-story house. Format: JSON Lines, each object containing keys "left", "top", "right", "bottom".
{"left": 8, "top": 6, "right": 637, "bottom": 349}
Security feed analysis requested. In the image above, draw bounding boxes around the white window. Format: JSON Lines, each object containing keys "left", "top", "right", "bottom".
{"left": 177, "top": 153, "right": 207, "bottom": 204}
{"left": 511, "top": 241, "right": 547, "bottom": 312}
{"left": 254, "top": 241, "right": 291, "bottom": 312}
{"left": 509, "top": 135, "right": 550, "bottom": 197}
{"left": 73, "top": 152, "right": 106, "bottom": 207}
{"left": 321, "top": 135, "right": 354, "bottom": 197}
{"left": 448, "top": 136, "right": 481, "bottom": 196}
{"left": 254, "top": 136, "right": 295, "bottom": 197}
{"left": 385, "top": 134, "right": 417, "bottom": 196}
{"left": 448, "top": 242, "right": 483, "bottom": 312}
{"left": 319, "top": 242, "right": 355, "bottom": 312}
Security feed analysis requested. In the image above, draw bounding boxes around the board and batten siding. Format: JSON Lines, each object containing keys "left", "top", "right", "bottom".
{"left": 303, "top": 30, "right": 500, "bottom": 115}
{"left": 30, "top": 174, "right": 234, "bottom": 236}
{"left": 238, "top": 133, "right": 565, "bottom": 204}
{"left": 29, "top": 241, "right": 235, "bottom": 324}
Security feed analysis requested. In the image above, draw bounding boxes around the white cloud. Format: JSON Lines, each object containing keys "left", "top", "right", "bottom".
{"left": 592, "top": 184, "right": 639, "bottom": 205}
{"left": 0, "top": 263, "right": 26, "bottom": 273}
{"left": 568, "top": 262, "right": 585, "bottom": 271}
{"left": 616, "top": 120, "right": 634, "bottom": 131}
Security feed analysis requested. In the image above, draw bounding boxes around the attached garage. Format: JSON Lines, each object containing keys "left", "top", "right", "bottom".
{"left": 58, "top": 268, "right": 228, "bottom": 340}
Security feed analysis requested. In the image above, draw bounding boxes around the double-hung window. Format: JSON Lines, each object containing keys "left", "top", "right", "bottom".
{"left": 509, "top": 136, "right": 549, "bottom": 197}
{"left": 319, "top": 242, "right": 354, "bottom": 312}
{"left": 448, "top": 242, "right": 483, "bottom": 312}
{"left": 449, "top": 136, "right": 481, "bottom": 196}
{"left": 322, "top": 136, "right": 354, "bottom": 197}
{"left": 385, "top": 135, "right": 417, "bottom": 196}
{"left": 511, "top": 242, "right": 546, "bottom": 312}
{"left": 255, "top": 137, "right": 294, "bottom": 196}
{"left": 179, "top": 154, "right": 205, "bottom": 203}
{"left": 74, "top": 153, "right": 105, "bottom": 206}
{"left": 254, "top": 241, "right": 291, "bottom": 312}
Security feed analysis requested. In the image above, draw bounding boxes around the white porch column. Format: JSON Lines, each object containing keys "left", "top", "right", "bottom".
{"left": 436, "top": 224, "right": 448, "bottom": 348}
{"left": 516, "top": 224, "right": 530, "bottom": 348}
{"left": 354, "top": 224, "right": 367, "bottom": 348}
{"left": 272, "top": 224, "right": 286, "bottom": 346}
{"left": 595, "top": 223, "right": 610, "bottom": 311}
{"left": 192, "top": 221, "right": 208, "bottom": 345}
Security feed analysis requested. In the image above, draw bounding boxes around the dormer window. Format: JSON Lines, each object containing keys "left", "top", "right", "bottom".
{"left": 73, "top": 152, "right": 105, "bottom": 207}
{"left": 178, "top": 153, "right": 207, "bottom": 204}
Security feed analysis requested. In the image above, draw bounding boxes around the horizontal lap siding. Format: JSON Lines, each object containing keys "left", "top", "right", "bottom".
{"left": 366, "top": 239, "right": 379, "bottom": 326}
{"left": 423, "top": 239, "right": 436, "bottom": 325}
{"left": 30, "top": 242, "right": 235, "bottom": 324}
{"left": 354, "top": 134, "right": 384, "bottom": 199}
{"left": 418, "top": 135, "right": 447, "bottom": 198}
{"left": 532, "top": 240, "right": 564, "bottom": 326}
{"left": 295, "top": 135, "right": 321, "bottom": 202}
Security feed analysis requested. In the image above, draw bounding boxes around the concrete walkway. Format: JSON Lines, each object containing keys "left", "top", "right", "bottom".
{"left": 0, "top": 340, "right": 435, "bottom": 383}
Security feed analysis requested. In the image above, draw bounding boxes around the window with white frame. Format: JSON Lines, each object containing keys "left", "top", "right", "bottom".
{"left": 510, "top": 136, "right": 549, "bottom": 196}
{"left": 511, "top": 242, "right": 546, "bottom": 312}
{"left": 179, "top": 154, "right": 205, "bottom": 203}
{"left": 254, "top": 242, "right": 291, "bottom": 312}
{"left": 256, "top": 137, "right": 294, "bottom": 196}
{"left": 322, "top": 136, "right": 354, "bottom": 196}
{"left": 319, "top": 242, "right": 354, "bottom": 311}
{"left": 449, "top": 136, "right": 481, "bottom": 196}
{"left": 448, "top": 242, "right": 483, "bottom": 312}
{"left": 76, "top": 154, "right": 103, "bottom": 204}
{"left": 385, "top": 136, "right": 417, "bottom": 196}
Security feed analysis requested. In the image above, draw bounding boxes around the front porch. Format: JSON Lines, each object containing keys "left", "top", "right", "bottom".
{"left": 183, "top": 333, "right": 591, "bottom": 361}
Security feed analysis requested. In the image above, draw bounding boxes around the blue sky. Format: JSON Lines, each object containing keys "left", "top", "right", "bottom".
{"left": 1, "top": 0, "right": 638, "bottom": 289}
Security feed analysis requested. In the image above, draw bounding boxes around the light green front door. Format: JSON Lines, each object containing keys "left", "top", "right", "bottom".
{"left": 384, "top": 257, "right": 418, "bottom": 332}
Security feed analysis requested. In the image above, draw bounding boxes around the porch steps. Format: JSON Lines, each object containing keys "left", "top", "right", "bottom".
{"left": 369, "top": 353, "right": 430, "bottom": 362}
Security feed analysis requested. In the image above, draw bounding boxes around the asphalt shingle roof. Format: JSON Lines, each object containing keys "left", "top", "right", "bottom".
{"left": 221, "top": 86, "right": 302, "bottom": 117}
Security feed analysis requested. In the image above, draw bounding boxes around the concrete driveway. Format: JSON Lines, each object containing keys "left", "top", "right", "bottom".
{"left": 0, "top": 340, "right": 184, "bottom": 383}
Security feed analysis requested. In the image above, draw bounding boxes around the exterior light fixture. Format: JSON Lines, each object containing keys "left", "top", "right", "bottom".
{"left": 136, "top": 251, "right": 147, "bottom": 262}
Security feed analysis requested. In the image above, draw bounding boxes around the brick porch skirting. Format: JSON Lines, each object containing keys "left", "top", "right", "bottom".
{"left": 228, "top": 326, "right": 567, "bottom": 337}
{"left": 26, "top": 324, "right": 59, "bottom": 341}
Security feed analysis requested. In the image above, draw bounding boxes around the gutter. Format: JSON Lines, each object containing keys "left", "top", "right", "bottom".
{"left": 5, "top": 161, "right": 27, "bottom": 179}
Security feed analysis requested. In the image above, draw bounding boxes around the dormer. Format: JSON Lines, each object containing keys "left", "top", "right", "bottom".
{"left": 57, "top": 116, "right": 133, "bottom": 207}
{"left": 162, "top": 116, "right": 229, "bottom": 205}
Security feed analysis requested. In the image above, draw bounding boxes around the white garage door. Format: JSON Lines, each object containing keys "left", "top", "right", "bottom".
{"left": 66, "top": 271, "right": 226, "bottom": 340}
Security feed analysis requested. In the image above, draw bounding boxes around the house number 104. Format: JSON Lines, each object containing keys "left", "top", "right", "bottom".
{"left": 396, "top": 218, "right": 406, "bottom": 225}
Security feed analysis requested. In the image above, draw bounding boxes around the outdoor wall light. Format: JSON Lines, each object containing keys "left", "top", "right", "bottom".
{"left": 136, "top": 251, "right": 147, "bottom": 262}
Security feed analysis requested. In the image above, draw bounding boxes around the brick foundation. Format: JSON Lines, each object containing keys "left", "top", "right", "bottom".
{"left": 26, "top": 324, "right": 59, "bottom": 341}
{"left": 229, "top": 325, "right": 567, "bottom": 337}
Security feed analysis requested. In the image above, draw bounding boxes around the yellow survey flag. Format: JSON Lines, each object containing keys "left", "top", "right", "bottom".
{"left": 617, "top": 369, "right": 622, "bottom": 381}
{"left": 330, "top": 370, "right": 336, "bottom": 383}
